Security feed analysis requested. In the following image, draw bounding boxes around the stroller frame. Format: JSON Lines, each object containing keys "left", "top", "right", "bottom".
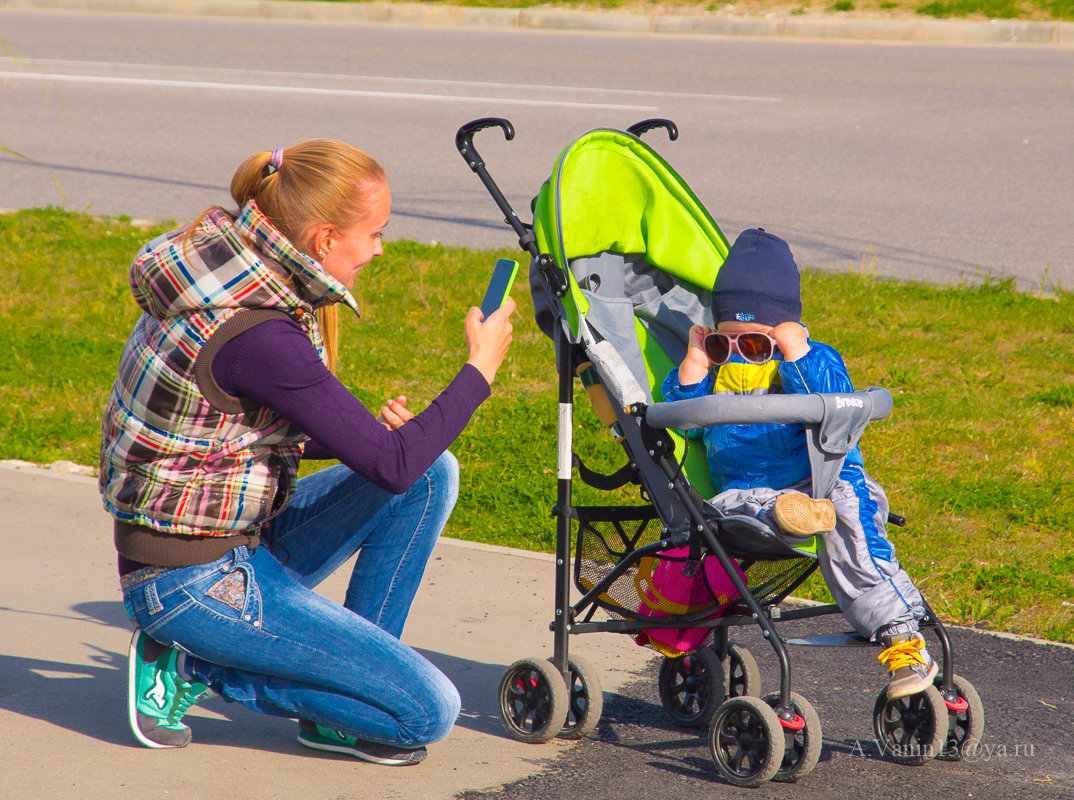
{"left": 456, "top": 118, "right": 982, "bottom": 785}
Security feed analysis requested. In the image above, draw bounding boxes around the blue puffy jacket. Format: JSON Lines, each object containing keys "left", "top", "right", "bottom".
{"left": 661, "top": 341, "right": 866, "bottom": 493}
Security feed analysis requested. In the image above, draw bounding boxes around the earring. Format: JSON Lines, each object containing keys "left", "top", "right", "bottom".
{"left": 318, "top": 248, "right": 328, "bottom": 261}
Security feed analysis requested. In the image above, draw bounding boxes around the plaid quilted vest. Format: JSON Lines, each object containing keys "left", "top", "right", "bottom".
{"left": 99, "top": 200, "right": 359, "bottom": 536}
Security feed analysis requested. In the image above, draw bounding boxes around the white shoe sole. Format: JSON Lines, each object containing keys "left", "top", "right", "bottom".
{"left": 773, "top": 493, "right": 837, "bottom": 537}
{"left": 886, "top": 661, "right": 940, "bottom": 701}
{"left": 297, "top": 731, "right": 426, "bottom": 766}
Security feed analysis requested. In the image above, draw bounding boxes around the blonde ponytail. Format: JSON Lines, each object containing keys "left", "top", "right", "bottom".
{"left": 317, "top": 304, "right": 340, "bottom": 374}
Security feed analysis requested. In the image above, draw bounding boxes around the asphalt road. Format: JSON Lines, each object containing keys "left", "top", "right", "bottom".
{"left": 461, "top": 614, "right": 1074, "bottom": 799}
{"left": 1, "top": 7, "right": 1072, "bottom": 290}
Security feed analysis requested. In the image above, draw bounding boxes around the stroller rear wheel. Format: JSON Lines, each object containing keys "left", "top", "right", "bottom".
{"left": 557, "top": 653, "right": 604, "bottom": 740}
{"left": 658, "top": 644, "right": 761, "bottom": 728}
{"left": 498, "top": 657, "right": 569, "bottom": 743}
{"left": 658, "top": 647, "right": 722, "bottom": 728}
{"left": 761, "top": 691, "right": 822, "bottom": 782}
{"left": 872, "top": 684, "right": 947, "bottom": 765}
{"left": 708, "top": 695, "right": 783, "bottom": 787}
{"left": 935, "top": 673, "right": 984, "bottom": 760}
{"left": 721, "top": 643, "right": 762, "bottom": 700}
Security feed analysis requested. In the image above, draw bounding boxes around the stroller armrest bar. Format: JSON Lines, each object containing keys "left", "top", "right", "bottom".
{"left": 647, "top": 389, "right": 891, "bottom": 500}
{"left": 644, "top": 387, "right": 893, "bottom": 431}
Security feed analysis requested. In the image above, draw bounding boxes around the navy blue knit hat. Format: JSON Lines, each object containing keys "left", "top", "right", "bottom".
{"left": 713, "top": 228, "right": 802, "bottom": 326}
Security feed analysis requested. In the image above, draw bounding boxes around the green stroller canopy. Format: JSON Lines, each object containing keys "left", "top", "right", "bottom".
{"left": 532, "top": 128, "right": 732, "bottom": 499}
{"left": 533, "top": 128, "right": 730, "bottom": 300}
{"left": 532, "top": 128, "right": 734, "bottom": 400}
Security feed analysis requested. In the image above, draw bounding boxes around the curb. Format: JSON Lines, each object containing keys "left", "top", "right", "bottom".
{"left": 1, "top": 0, "right": 1072, "bottom": 44}
{"left": 5, "top": 459, "right": 1071, "bottom": 652}
{"left": 0, "top": 458, "right": 97, "bottom": 483}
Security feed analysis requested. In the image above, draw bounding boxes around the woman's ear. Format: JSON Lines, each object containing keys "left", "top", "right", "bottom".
{"left": 305, "top": 222, "right": 334, "bottom": 261}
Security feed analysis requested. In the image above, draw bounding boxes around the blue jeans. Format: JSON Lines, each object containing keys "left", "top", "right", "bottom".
{"left": 121, "top": 453, "right": 462, "bottom": 748}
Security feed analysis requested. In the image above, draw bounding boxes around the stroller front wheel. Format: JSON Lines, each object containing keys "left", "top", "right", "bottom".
{"left": 761, "top": 691, "right": 822, "bottom": 782}
{"left": 498, "top": 657, "right": 569, "bottom": 744}
{"left": 934, "top": 673, "right": 985, "bottom": 761}
{"left": 708, "top": 695, "right": 784, "bottom": 787}
{"left": 872, "top": 684, "right": 947, "bottom": 765}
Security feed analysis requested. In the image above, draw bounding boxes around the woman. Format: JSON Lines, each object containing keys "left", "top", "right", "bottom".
{"left": 100, "top": 139, "right": 515, "bottom": 766}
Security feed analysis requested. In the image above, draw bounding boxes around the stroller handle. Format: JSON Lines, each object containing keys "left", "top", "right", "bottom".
{"left": 626, "top": 118, "right": 679, "bottom": 141}
{"left": 456, "top": 117, "right": 514, "bottom": 171}
{"left": 645, "top": 387, "right": 893, "bottom": 430}
{"left": 455, "top": 117, "right": 543, "bottom": 258}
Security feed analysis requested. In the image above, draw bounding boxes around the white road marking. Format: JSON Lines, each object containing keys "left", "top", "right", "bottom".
{"left": 4, "top": 59, "right": 784, "bottom": 104}
{"left": 0, "top": 70, "right": 659, "bottom": 111}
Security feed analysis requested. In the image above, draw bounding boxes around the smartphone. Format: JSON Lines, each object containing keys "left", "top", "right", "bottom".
{"left": 479, "top": 258, "right": 519, "bottom": 319}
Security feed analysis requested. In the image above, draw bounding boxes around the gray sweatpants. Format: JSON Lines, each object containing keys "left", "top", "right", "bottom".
{"left": 708, "top": 468, "right": 925, "bottom": 640}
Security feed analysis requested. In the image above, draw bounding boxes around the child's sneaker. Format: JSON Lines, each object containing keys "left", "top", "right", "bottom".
{"left": 773, "top": 492, "right": 836, "bottom": 538}
{"left": 297, "top": 720, "right": 428, "bottom": 766}
{"left": 127, "top": 628, "right": 213, "bottom": 749}
{"left": 877, "top": 632, "right": 939, "bottom": 700}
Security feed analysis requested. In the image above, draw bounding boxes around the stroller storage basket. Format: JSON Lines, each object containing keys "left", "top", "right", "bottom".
{"left": 573, "top": 505, "right": 818, "bottom": 626}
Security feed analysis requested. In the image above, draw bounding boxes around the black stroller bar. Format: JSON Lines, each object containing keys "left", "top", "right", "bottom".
{"left": 455, "top": 117, "right": 540, "bottom": 257}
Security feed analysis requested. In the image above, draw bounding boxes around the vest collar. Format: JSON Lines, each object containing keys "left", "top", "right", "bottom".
{"left": 232, "top": 200, "right": 361, "bottom": 318}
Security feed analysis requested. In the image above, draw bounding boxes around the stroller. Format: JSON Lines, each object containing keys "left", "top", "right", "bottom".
{"left": 456, "top": 118, "right": 984, "bottom": 786}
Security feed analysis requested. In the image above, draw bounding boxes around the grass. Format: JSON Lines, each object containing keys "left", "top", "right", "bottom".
{"left": 305, "top": 0, "right": 1074, "bottom": 22}
{"left": 2, "top": 207, "right": 1073, "bottom": 644}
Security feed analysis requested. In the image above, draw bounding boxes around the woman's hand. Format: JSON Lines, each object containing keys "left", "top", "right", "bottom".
{"left": 677, "top": 325, "right": 714, "bottom": 385}
{"left": 377, "top": 395, "right": 413, "bottom": 430}
{"left": 465, "top": 297, "right": 516, "bottom": 386}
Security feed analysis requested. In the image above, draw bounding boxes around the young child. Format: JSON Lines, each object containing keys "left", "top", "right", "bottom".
{"left": 662, "top": 227, "right": 937, "bottom": 700}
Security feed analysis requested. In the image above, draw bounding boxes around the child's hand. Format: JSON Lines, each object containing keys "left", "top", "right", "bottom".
{"left": 770, "top": 322, "right": 810, "bottom": 362}
{"left": 678, "top": 325, "right": 714, "bottom": 385}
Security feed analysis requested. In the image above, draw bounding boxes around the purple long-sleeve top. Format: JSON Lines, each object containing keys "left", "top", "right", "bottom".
{"left": 118, "top": 315, "right": 487, "bottom": 576}
{"left": 212, "top": 316, "right": 490, "bottom": 494}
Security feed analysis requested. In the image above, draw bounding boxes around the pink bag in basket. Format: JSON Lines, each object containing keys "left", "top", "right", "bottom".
{"left": 634, "top": 546, "right": 747, "bottom": 658}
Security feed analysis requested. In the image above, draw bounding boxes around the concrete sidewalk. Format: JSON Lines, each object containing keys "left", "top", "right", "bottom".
{"left": 0, "top": 462, "right": 651, "bottom": 799}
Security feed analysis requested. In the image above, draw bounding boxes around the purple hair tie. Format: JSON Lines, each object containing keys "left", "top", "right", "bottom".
{"left": 264, "top": 148, "right": 284, "bottom": 177}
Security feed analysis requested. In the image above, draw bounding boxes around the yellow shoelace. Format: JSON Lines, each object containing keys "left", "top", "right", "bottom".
{"left": 877, "top": 637, "right": 927, "bottom": 671}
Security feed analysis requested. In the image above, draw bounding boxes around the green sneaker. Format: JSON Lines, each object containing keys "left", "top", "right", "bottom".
{"left": 127, "top": 629, "right": 213, "bottom": 749}
{"left": 297, "top": 720, "right": 427, "bottom": 766}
